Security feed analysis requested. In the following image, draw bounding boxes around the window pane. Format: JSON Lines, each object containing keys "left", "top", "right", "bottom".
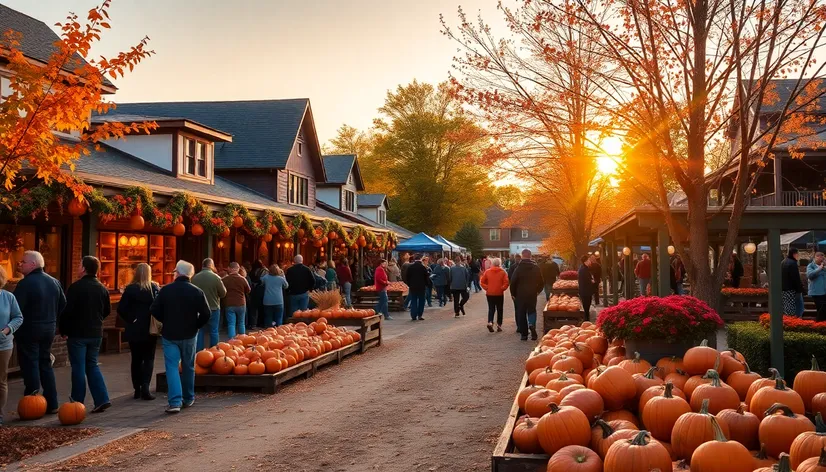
{"left": 197, "top": 158, "right": 206, "bottom": 177}
{"left": 187, "top": 157, "right": 195, "bottom": 174}
{"left": 186, "top": 139, "right": 195, "bottom": 157}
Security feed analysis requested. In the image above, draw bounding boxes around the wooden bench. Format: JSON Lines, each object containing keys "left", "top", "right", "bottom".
{"left": 102, "top": 327, "right": 126, "bottom": 354}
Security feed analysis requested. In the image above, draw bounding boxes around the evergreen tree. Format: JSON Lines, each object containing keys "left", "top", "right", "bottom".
{"left": 453, "top": 222, "right": 484, "bottom": 257}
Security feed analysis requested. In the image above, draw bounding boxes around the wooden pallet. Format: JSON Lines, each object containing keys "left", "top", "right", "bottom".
{"left": 351, "top": 290, "right": 407, "bottom": 312}
{"left": 287, "top": 314, "right": 383, "bottom": 353}
{"left": 155, "top": 342, "right": 364, "bottom": 395}
{"left": 492, "top": 371, "right": 549, "bottom": 472}
{"left": 541, "top": 310, "right": 586, "bottom": 333}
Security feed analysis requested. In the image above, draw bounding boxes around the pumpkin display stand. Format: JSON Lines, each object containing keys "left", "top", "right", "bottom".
{"left": 287, "top": 314, "right": 382, "bottom": 353}
{"left": 542, "top": 296, "right": 586, "bottom": 333}
{"left": 551, "top": 287, "right": 579, "bottom": 297}
{"left": 491, "top": 371, "right": 550, "bottom": 471}
{"left": 352, "top": 289, "right": 407, "bottom": 312}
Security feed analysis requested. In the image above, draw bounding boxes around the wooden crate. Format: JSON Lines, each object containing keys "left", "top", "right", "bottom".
{"left": 352, "top": 290, "right": 407, "bottom": 312}
{"left": 541, "top": 310, "right": 586, "bottom": 333}
{"left": 491, "top": 372, "right": 549, "bottom": 472}
{"left": 551, "top": 287, "right": 579, "bottom": 297}
{"left": 287, "top": 314, "right": 383, "bottom": 353}
{"left": 156, "top": 341, "right": 363, "bottom": 395}
{"left": 719, "top": 294, "right": 768, "bottom": 322}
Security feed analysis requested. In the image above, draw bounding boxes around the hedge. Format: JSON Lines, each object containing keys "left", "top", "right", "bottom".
{"left": 727, "top": 322, "right": 826, "bottom": 383}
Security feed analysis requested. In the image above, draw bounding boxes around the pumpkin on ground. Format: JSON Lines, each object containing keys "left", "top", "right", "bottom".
{"left": 656, "top": 356, "right": 683, "bottom": 378}
{"left": 670, "top": 398, "right": 731, "bottom": 461}
{"left": 752, "top": 444, "right": 778, "bottom": 469}
{"left": 632, "top": 367, "right": 663, "bottom": 404}
{"left": 682, "top": 339, "right": 720, "bottom": 375}
{"left": 601, "top": 409, "right": 640, "bottom": 427}
{"left": 795, "top": 356, "right": 826, "bottom": 414}
{"left": 754, "top": 454, "right": 793, "bottom": 472}
{"left": 639, "top": 381, "right": 687, "bottom": 415}
{"left": 559, "top": 388, "right": 604, "bottom": 423}
{"left": 715, "top": 404, "right": 760, "bottom": 450}
{"left": 718, "top": 349, "right": 746, "bottom": 379}
{"left": 511, "top": 416, "right": 543, "bottom": 454}
{"left": 750, "top": 377, "right": 805, "bottom": 420}
{"left": 665, "top": 369, "right": 690, "bottom": 391}
{"left": 603, "top": 430, "right": 672, "bottom": 472}
{"left": 517, "top": 385, "right": 546, "bottom": 412}
{"left": 590, "top": 419, "right": 638, "bottom": 459}
{"left": 58, "top": 400, "right": 86, "bottom": 426}
{"left": 689, "top": 369, "right": 740, "bottom": 414}
{"left": 726, "top": 362, "right": 761, "bottom": 401}
{"left": 799, "top": 448, "right": 826, "bottom": 472}
{"left": 18, "top": 392, "right": 47, "bottom": 420}
{"left": 642, "top": 382, "right": 691, "bottom": 442}
{"left": 618, "top": 352, "right": 652, "bottom": 376}
{"left": 688, "top": 416, "right": 754, "bottom": 472}
{"left": 759, "top": 403, "right": 815, "bottom": 459}
{"left": 546, "top": 445, "right": 602, "bottom": 472}
{"left": 790, "top": 413, "right": 826, "bottom": 469}
{"left": 591, "top": 366, "right": 635, "bottom": 411}
{"left": 535, "top": 403, "right": 591, "bottom": 456}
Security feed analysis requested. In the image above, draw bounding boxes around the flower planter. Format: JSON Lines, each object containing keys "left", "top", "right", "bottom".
{"left": 624, "top": 339, "right": 697, "bottom": 365}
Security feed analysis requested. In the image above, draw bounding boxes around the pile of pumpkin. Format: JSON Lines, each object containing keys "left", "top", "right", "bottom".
{"left": 358, "top": 281, "right": 408, "bottom": 292}
{"left": 544, "top": 294, "right": 582, "bottom": 312}
{"left": 552, "top": 279, "right": 579, "bottom": 290}
{"left": 292, "top": 308, "right": 377, "bottom": 319}
{"left": 16, "top": 392, "right": 87, "bottom": 426}
{"left": 193, "top": 319, "right": 360, "bottom": 375}
{"left": 512, "top": 320, "right": 826, "bottom": 471}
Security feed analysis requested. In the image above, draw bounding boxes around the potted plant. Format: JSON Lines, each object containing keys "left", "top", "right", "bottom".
{"left": 596, "top": 296, "right": 724, "bottom": 363}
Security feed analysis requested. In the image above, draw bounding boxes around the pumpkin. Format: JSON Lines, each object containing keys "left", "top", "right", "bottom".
{"left": 129, "top": 213, "right": 145, "bottom": 230}
{"left": 511, "top": 416, "right": 543, "bottom": 453}
{"left": 753, "top": 454, "right": 792, "bottom": 472}
{"left": 759, "top": 403, "right": 815, "bottom": 458}
{"left": 546, "top": 445, "right": 602, "bottom": 472}
{"left": 640, "top": 382, "right": 687, "bottom": 415}
{"left": 618, "top": 352, "right": 652, "bottom": 376}
{"left": 590, "top": 419, "right": 639, "bottom": 459}
{"left": 719, "top": 349, "right": 747, "bottom": 379}
{"left": 559, "top": 384, "right": 587, "bottom": 399}
{"left": 195, "top": 349, "right": 215, "bottom": 368}
{"left": 591, "top": 366, "right": 636, "bottom": 411}
{"left": 58, "top": 400, "right": 86, "bottom": 426}
{"left": 603, "top": 345, "right": 626, "bottom": 365}
{"left": 265, "top": 357, "right": 282, "bottom": 373}
{"left": 683, "top": 373, "right": 712, "bottom": 400}
{"left": 642, "top": 381, "right": 691, "bottom": 442}
{"left": 525, "top": 389, "right": 561, "bottom": 417}
{"left": 232, "top": 364, "right": 248, "bottom": 375}
{"left": 553, "top": 355, "right": 584, "bottom": 375}
{"left": 567, "top": 343, "right": 595, "bottom": 370}
{"left": 526, "top": 350, "right": 555, "bottom": 373}
{"left": 750, "top": 377, "right": 805, "bottom": 420}
{"left": 560, "top": 388, "right": 604, "bottom": 423}
{"left": 665, "top": 369, "right": 690, "bottom": 391}
{"left": 535, "top": 403, "right": 592, "bottom": 455}
{"left": 18, "top": 392, "right": 47, "bottom": 420}
{"left": 745, "top": 367, "right": 786, "bottom": 407}
{"left": 195, "top": 364, "right": 210, "bottom": 375}
{"left": 547, "top": 372, "right": 581, "bottom": 392}
{"left": 603, "top": 430, "right": 672, "bottom": 472}
{"left": 688, "top": 416, "right": 753, "bottom": 472}
{"left": 670, "top": 398, "right": 731, "bottom": 460}
{"left": 632, "top": 366, "right": 664, "bottom": 404}
{"left": 672, "top": 459, "right": 691, "bottom": 471}
{"left": 815, "top": 393, "right": 826, "bottom": 420}
{"left": 518, "top": 385, "right": 547, "bottom": 412}
{"left": 247, "top": 360, "right": 266, "bottom": 375}
{"left": 67, "top": 197, "right": 88, "bottom": 216}
{"left": 601, "top": 409, "right": 640, "bottom": 427}
{"left": 586, "top": 335, "right": 608, "bottom": 355}
{"left": 726, "top": 362, "right": 761, "bottom": 401}
{"left": 690, "top": 369, "right": 740, "bottom": 414}
{"left": 795, "top": 356, "right": 826, "bottom": 414}
{"left": 752, "top": 444, "right": 778, "bottom": 469}
{"left": 715, "top": 404, "right": 759, "bottom": 450}
{"left": 656, "top": 356, "right": 684, "bottom": 378}
{"left": 799, "top": 448, "right": 826, "bottom": 472}
{"left": 172, "top": 222, "right": 186, "bottom": 237}
{"left": 683, "top": 339, "right": 719, "bottom": 375}
{"left": 530, "top": 368, "right": 550, "bottom": 385}
{"left": 791, "top": 413, "right": 826, "bottom": 469}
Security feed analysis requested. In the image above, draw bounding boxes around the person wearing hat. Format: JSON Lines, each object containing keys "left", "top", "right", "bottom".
{"left": 373, "top": 259, "right": 393, "bottom": 320}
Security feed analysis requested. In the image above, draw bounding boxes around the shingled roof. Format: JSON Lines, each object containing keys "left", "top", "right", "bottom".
{"left": 358, "top": 194, "right": 388, "bottom": 208}
{"left": 103, "top": 99, "right": 312, "bottom": 170}
{"left": 322, "top": 155, "right": 355, "bottom": 184}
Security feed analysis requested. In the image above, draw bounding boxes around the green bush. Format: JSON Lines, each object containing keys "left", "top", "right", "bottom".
{"left": 726, "top": 322, "right": 826, "bottom": 383}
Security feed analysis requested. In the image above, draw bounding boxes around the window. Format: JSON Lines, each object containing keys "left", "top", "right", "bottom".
{"left": 289, "top": 173, "right": 309, "bottom": 206}
{"left": 522, "top": 229, "right": 529, "bottom": 239}
{"left": 490, "top": 229, "right": 501, "bottom": 241}
{"left": 344, "top": 189, "right": 356, "bottom": 212}
{"left": 378, "top": 209, "right": 386, "bottom": 225}
{"left": 183, "top": 137, "right": 210, "bottom": 178}
{"left": 297, "top": 138, "right": 304, "bottom": 156}
{"left": 185, "top": 138, "right": 196, "bottom": 175}
{"left": 196, "top": 142, "right": 207, "bottom": 177}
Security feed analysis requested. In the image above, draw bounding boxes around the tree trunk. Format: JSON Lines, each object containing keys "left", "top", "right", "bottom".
{"left": 685, "top": 192, "right": 718, "bottom": 310}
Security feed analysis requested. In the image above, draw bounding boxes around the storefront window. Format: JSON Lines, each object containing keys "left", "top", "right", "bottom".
{"left": 214, "top": 236, "right": 230, "bottom": 274}
{"left": 0, "top": 225, "right": 35, "bottom": 285}
{"left": 99, "top": 231, "right": 177, "bottom": 291}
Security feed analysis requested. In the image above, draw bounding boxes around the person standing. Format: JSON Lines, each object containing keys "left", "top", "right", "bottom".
{"left": 728, "top": 254, "right": 745, "bottom": 288}
{"left": 337, "top": 258, "right": 353, "bottom": 308}
{"left": 590, "top": 255, "right": 602, "bottom": 307}
{"left": 246, "top": 261, "right": 266, "bottom": 331}
{"left": 783, "top": 248, "right": 805, "bottom": 317}
{"left": 808, "top": 252, "right": 826, "bottom": 321}
{"left": 400, "top": 253, "right": 412, "bottom": 310}
{"left": 508, "top": 254, "right": 522, "bottom": 329}
{"left": 285, "top": 255, "right": 315, "bottom": 318}
{"left": 13, "top": 251, "right": 64, "bottom": 415}
{"left": 373, "top": 259, "right": 393, "bottom": 320}
{"left": 509, "top": 249, "right": 544, "bottom": 341}
{"left": 118, "top": 263, "right": 159, "bottom": 401}
{"left": 151, "top": 260, "right": 211, "bottom": 414}
{"left": 405, "top": 255, "right": 430, "bottom": 321}
{"left": 671, "top": 255, "right": 686, "bottom": 295}
{"left": 0, "top": 266, "right": 23, "bottom": 424}
{"left": 60, "top": 256, "right": 112, "bottom": 413}
{"left": 469, "top": 258, "right": 482, "bottom": 293}
{"left": 431, "top": 258, "right": 450, "bottom": 307}
{"left": 540, "top": 258, "right": 560, "bottom": 301}
{"left": 635, "top": 254, "right": 652, "bottom": 296}
{"left": 222, "top": 262, "right": 250, "bottom": 338}
{"left": 260, "top": 265, "right": 289, "bottom": 326}
{"left": 387, "top": 259, "right": 401, "bottom": 282}
{"left": 449, "top": 256, "right": 471, "bottom": 318}
{"left": 480, "top": 258, "right": 509, "bottom": 332}
{"left": 423, "top": 256, "right": 434, "bottom": 307}
{"left": 578, "top": 255, "right": 595, "bottom": 316}
{"left": 325, "top": 261, "right": 338, "bottom": 291}
{"left": 191, "top": 259, "right": 226, "bottom": 351}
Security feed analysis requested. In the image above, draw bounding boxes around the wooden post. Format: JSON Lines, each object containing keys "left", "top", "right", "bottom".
{"left": 602, "top": 243, "right": 609, "bottom": 306}
{"left": 657, "top": 227, "right": 671, "bottom": 297}
{"left": 767, "top": 228, "right": 785, "bottom": 376}
{"left": 80, "top": 212, "right": 97, "bottom": 257}
{"left": 651, "top": 238, "right": 659, "bottom": 296}
{"left": 611, "top": 241, "right": 619, "bottom": 306}
{"left": 774, "top": 156, "right": 783, "bottom": 206}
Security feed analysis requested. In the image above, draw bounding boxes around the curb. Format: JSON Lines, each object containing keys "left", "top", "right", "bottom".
{"left": 5, "top": 427, "right": 144, "bottom": 471}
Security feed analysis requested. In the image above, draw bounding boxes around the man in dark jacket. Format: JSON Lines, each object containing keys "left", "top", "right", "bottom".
{"left": 405, "top": 255, "right": 431, "bottom": 321}
{"left": 400, "top": 254, "right": 412, "bottom": 310}
{"left": 540, "top": 258, "right": 561, "bottom": 301}
{"left": 590, "top": 255, "right": 602, "bottom": 306}
{"left": 150, "top": 260, "right": 211, "bottom": 414}
{"left": 285, "top": 255, "right": 315, "bottom": 318}
{"left": 469, "top": 258, "right": 482, "bottom": 293}
{"left": 13, "top": 250, "right": 65, "bottom": 414}
{"left": 578, "top": 255, "right": 595, "bottom": 316}
{"left": 782, "top": 248, "right": 805, "bottom": 317}
{"left": 508, "top": 254, "right": 522, "bottom": 328}
{"left": 510, "top": 249, "right": 544, "bottom": 341}
{"left": 60, "top": 256, "right": 112, "bottom": 412}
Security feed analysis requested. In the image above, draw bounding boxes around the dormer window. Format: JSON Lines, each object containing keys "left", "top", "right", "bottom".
{"left": 184, "top": 137, "right": 210, "bottom": 178}
{"left": 378, "top": 209, "right": 386, "bottom": 226}
{"left": 522, "top": 229, "right": 529, "bottom": 238}
{"left": 344, "top": 189, "right": 355, "bottom": 212}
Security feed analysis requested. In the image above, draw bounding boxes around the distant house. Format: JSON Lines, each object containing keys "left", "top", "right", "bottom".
{"left": 480, "top": 205, "right": 548, "bottom": 258}
{"left": 358, "top": 194, "right": 389, "bottom": 226}
{"left": 317, "top": 154, "right": 364, "bottom": 214}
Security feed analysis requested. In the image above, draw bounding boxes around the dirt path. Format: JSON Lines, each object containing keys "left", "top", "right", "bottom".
{"left": 55, "top": 292, "right": 537, "bottom": 471}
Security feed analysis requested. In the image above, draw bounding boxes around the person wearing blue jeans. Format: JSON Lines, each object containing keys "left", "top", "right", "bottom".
{"left": 67, "top": 338, "right": 110, "bottom": 407}
{"left": 261, "top": 265, "right": 289, "bottom": 326}
{"left": 262, "top": 304, "right": 284, "bottom": 327}
{"left": 285, "top": 256, "right": 315, "bottom": 319}
{"left": 197, "top": 309, "right": 221, "bottom": 351}
{"left": 191, "top": 259, "right": 226, "bottom": 349}
{"left": 289, "top": 293, "right": 309, "bottom": 317}
{"left": 409, "top": 292, "right": 426, "bottom": 320}
{"left": 222, "top": 263, "right": 250, "bottom": 338}
{"left": 225, "top": 306, "right": 246, "bottom": 338}
{"left": 162, "top": 337, "right": 197, "bottom": 411}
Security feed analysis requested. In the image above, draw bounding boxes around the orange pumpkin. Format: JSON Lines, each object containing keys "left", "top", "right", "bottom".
{"left": 67, "top": 197, "right": 88, "bottom": 216}
{"left": 591, "top": 366, "right": 635, "bottom": 411}
{"left": 656, "top": 356, "right": 684, "bottom": 378}
{"left": 689, "top": 369, "right": 740, "bottom": 414}
{"left": 211, "top": 356, "right": 235, "bottom": 375}
{"left": 195, "top": 349, "right": 215, "bottom": 368}
{"left": 750, "top": 377, "right": 805, "bottom": 420}
{"left": 233, "top": 364, "right": 249, "bottom": 375}
{"left": 524, "top": 389, "right": 561, "bottom": 417}
{"left": 716, "top": 404, "right": 759, "bottom": 450}
{"left": 248, "top": 361, "right": 266, "bottom": 375}
{"left": 745, "top": 367, "right": 786, "bottom": 407}
{"left": 559, "top": 388, "right": 604, "bottom": 423}
{"left": 546, "top": 445, "right": 603, "bottom": 472}
{"left": 618, "top": 351, "right": 652, "bottom": 376}
{"left": 642, "top": 382, "right": 691, "bottom": 442}
{"left": 726, "top": 362, "right": 761, "bottom": 401}
{"left": 58, "top": 400, "right": 86, "bottom": 426}
{"left": 795, "top": 356, "right": 826, "bottom": 414}
{"left": 17, "top": 392, "right": 47, "bottom": 420}
{"left": 759, "top": 403, "right": 815, "bottom": 459}
{"left": 590, "top": 419, "right": 638, "bottom": 459}
{"left": 682, "top": 339, "right": 719, "bottom": 376}
{"left": 535, "top": 403, "right": 591, "bottom": 455}
{"left": 511, "top": 416, "right": 543, "bottom": 454}
{"left": 688, "top": 416, "right": 754, "bottom": 472}
{"left": 670, "top": 398, "right": 731, "bottom": 460}
{"left": 799, "top": 448, "right": 826, "bottom": 472}
{"left": 603, "top": 430, "right": 672, "bottom": 472}
{"left": 790, "top": 413, "right": 826, "bottom": 469}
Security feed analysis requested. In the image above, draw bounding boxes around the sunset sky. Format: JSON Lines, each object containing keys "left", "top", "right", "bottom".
{"left": 4, "top": 0, "right": 499, "bottom": 143}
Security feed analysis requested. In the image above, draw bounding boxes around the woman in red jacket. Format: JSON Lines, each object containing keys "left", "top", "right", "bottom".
{"left": 373, "top": 259, "right": 393, "bottom": 320}
{"left": 480, "top": 258, "right": 510, "bottom": 332}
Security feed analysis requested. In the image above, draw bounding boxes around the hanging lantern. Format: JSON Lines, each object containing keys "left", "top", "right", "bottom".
{"left": 358, "top": 235, "right": 366, "bottom": 245}
{"left": 217, "top": 240, "right": 224, "bottom": 249}
{"left": 341, "top": 243, "right": 346, "bottom": 248}
{"left": 322, "top": 237, "right": 328, "bottom": 245}
{"left": 276, "top": 242, "right": 281, "bottom": 248}
{"left": 138, "top": 236, "right": 147, "bottom": 247}
{"left": 67, "top": 197, "right": 88, "bottom": 217}
{"left": 263, "top": 233, "right": 273, "bottom": 243}
{"left": 221, "top": 227, "right": 230, "bottom": 238}
{"left": 269, "top": 225, "right": 279, "bottom": 235}
{"left": 744, "top": 242, "right": 757, "bottom": 254}
{"left": 622, "top": 247, "right": 631, "bottom": 256}
{"left": 172, "top": 223, "right": 186, "bottom": 237}
{"left": 594, "top": 250, "right": 600, "bottom": 257}
{"left": 119, "top": 235, "right": 128, "bottom": 246}
{"left": 667, "top": 245, "right": 675, "bottom": 255}
{"left": 259, "top": 240, "right": 268, "bottom": 252}
{"left": 328, "top": 231, "right": 337, "bottom": 240}
{"left": 233, "top": 215, "right": 244, "bottom": 228}
{"left": 191, "top": 223, "right": 204, "bottom": 236}
{"left": 129, "top": 236, "right": 139, "bottom": 246}
{"left": 129, "top": 214, "right": 145, "bottom": 230}
{"left": 313, "top": 239, "right": 323, "bottom": 248}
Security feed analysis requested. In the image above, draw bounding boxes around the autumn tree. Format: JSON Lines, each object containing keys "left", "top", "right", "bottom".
{"left": 453, "top": 222, "right": 484, "bottom": 256}
{"left": 0, "top": 0, "right": 154, "bottom": 205}
{"left": 493, "top": 185, "right": 524, "bottom": 209}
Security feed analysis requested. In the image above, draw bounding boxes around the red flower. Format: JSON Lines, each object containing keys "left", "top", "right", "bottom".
{"left": 643, "top": 317, "right": 653, "bottom": 325}
{"left": 633, "top": 327, "right": 642, "bottom": 333}
{"left": 21, "top": 189, "right": 29, "bottom": 194}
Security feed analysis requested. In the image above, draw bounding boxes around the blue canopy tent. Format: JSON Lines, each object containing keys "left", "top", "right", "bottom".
{"left": 394, "top": 233, "right": 450, "bottom": 253}
{"left": 435, "top": 235, "right": 465, "bottom": 254}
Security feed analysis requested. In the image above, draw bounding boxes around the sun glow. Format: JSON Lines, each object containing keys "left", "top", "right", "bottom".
{"left": 596, "top": 136, "right": 624, "bottom": 176}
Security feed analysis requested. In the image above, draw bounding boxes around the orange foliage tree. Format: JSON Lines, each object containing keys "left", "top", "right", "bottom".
{"left": 0, "top": 0, "right": 155, "bottom": 205}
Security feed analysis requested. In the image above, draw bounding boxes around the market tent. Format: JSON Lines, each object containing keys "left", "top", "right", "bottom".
{"left": 394, "top": 233, "right": 450, "bottom": 253}
{"left": 758, "top": 231, "right": 811, "bottom": 249}
{"left": 435, "top": 235, "right": 465, "bottom": 253}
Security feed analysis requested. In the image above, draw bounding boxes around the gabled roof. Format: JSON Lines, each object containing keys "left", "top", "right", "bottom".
{"left": 317, "top": 201, "right": 382, "bottom": 229}
{"left": 358, "top": 193, "right": 388, "bottom": 209}
{"left": 320, "top": 154, "right": 365, "bottom": 190}
{"left": 101, "top": 99, "right": 315, "bottom": 170}
{"left": 92, "top": 114, "right": 233, "bottom": 142}
{"left": 482, "top": 205, "right": 511, "bottom": 227}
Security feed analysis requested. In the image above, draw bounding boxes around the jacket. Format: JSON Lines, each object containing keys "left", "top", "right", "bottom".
{"left": 480, "top": 266, "right": 509, "bottom": 296}
{"left": 285, "top": 264, "right": 315, "bottom": 295}
{"left": 14, "top": 268, "right": 66, "bottom": 338}
{"left": 635, "top": 259, "right": 652, "bottom": 279}
{"left": 374, "top": 266, "right": 390, "bottom": 291}
{"left": 261, "top": 274, "right": 289, "bottom": 306}
{"left": 449, "top": 265, "right": 471, "bottom": 291}
{"left": 590, "top": 262, "right": 602, "bottom": 283}
{"left": 508, "top": 261, "right": 520, "bottom": 281}
{"left": 782, "top": 257, "right": 803, "bottom": 293}
{"left": 222, "top": 273, "right": 250, "bottom": 307}
{"left": 578, "top": 264, "right": 595, "bottom": 297}
{"left": 401, "top": 262, "right": 412, "bottom": 283}
{"left": 0, "top": 290, "right": 23, "bottom": 351}
{"left": 150, "top": 276, "right": 211, "bottom": 340}
{"left": 540, "top": 261, "right": 560, "bottom": 285}
{"left": 469, "top": 259, "right": 481, "bottom": 274}
{"left": 510, "top": 259, "right": 544, "bottom": 302}
{"left": 59, "top": 275, "right": 111, "bottom": 338}
{"left": 117, "top": 282, "right": 159, "bottom": 342}
{"left": 808, "top": 262, "right": 826, "bottom": 296}
{"left": 336, "top": 265, "right": 353, "bottom": 285}
{"left": 325, "top": 268, "right": 338, "bottom": 283}
{"left": 191, "top": 269, "right": 226, "bottom": 311}
{"left": 387, "top": 263, "right": 401, "bottom": 282}
{"left": 406, "top": 261, "right": 431, "bottom": 294}
{"left": 431, "top": 264, "right": 450, "bottom": 286}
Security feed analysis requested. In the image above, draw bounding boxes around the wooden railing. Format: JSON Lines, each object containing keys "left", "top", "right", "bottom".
{"left": 749, "top": 193, "right": 776, "bottom": 206}
{"left": 782, "top": 190, "right": 826, "bottom": 206}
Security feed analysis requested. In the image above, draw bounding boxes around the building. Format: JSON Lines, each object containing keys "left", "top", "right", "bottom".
{"left": 480, "top": 205, "right": 548, "bottom": 258}
{"left": 357, "top": 194, "right": 389, "bottom": 227}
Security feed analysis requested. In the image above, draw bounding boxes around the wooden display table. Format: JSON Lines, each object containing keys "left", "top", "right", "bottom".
{"left": 492, "top": 371, "right": 549, "bottom": 471}
{"left": 542, "top": 309, "right": 587, "bottom": 333}
{"left": 352, "top": 290, "right": 407, "bottom": 312}
{"left": 551, "top": 287, "right": 579, "bottom": 297}
{"left": 719, "top": 294, "right": 768, "bottom": 322}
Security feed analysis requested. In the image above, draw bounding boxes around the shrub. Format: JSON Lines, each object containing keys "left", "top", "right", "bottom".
{"left": 596, "top": 295, "right": 723, "bottom": 342}
{"left": 726, "top": 322, "right": 826, "bottom": 383}
{"left": 559, "top": 270, "right": 578, "bottom": 280}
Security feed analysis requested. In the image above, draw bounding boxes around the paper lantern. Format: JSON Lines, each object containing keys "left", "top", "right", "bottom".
{"left": 667, "top": 245, "right": 675, "bottom": 255}
{"left": 67, "top": 197, "right": 87, "bottom": 217}
{"left": 263, "top": 234, "right": 273, "bottom": 243}
{"left": 297, "top": 228, "right": 305, "bottom": 238}
{"left": 744, "top": 242, "right": 757, "bottom": 254}
{"left": 328, "top": 231, "right": 337, "bottom": 240}
{"left": 594, "top": 250, "right": 600, "bottom": 257}
{"left": 217, "top": 240, "right": 224, "bottom": 249}
{"left": 622, "top": 247, "right": 631, "bottom": 256}
{"left": 276, "top": 243, "right": 281, "bottom": 248}
{"left": 191, "top": 223, "right": 204, "bottom": 236}
{"left": 172, "top": 223, "right": 186, "bottom": 237}
{"left": 138, "top": 236, "right": 146, "bottom": 247}
{"left": 269, "top": 225, "right": 279, "bottom": 235}
{"left": 129, "top": 214, "right": 145, "bottom": 230}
